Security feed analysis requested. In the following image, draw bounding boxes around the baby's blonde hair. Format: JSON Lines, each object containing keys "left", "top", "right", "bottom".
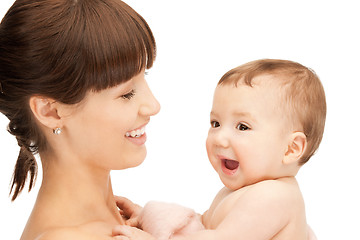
{"left": 218, "top": 59, "right": 326, "bottom": 165}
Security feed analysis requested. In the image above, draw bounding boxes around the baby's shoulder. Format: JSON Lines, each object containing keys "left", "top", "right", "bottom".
{"left": 223, "top": 178, "right": 305, "bottom": 225}
{"left": 234, "top": 178, "right": 304, "bottom": 210}
{"left": 206, "top": 178, "right": 306, "bottom": 236}
{"left": 249, "top": 177, "right": 302, "bottom": 197}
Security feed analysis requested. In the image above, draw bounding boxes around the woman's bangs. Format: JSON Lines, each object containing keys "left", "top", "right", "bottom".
{"left": 80, "top": 0, "right": 156, "bottom": 91}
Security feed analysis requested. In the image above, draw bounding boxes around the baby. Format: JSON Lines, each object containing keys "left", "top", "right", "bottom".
{"left": 113, "top": 59, "right": 326, "bottom": 240}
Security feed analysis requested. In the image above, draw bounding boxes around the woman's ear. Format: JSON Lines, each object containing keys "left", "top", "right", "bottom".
{"left": 29, "top": 96, "right": 62, "bottom": 130}
{"left": 283, "top": 132, "right": 307, "bottom": 165}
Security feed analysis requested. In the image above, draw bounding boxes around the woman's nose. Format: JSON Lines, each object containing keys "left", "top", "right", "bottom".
{"left": 139, "top": 82, "right": 160, "bottom": 117}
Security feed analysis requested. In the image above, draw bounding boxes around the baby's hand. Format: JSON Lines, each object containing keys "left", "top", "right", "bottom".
{"left": 112, "top": 225, "right": 156, "bottom": 240}
{"left": 114, "top": 196, "right": 143, "bottom": 227}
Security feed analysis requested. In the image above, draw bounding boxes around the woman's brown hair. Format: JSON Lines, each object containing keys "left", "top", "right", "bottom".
{"left": 0, "top": 0, "right": 156, "bottom": 200}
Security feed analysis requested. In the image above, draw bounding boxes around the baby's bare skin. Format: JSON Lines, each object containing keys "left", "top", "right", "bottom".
{"left": 113, "top": 65, "right": 324, "bottom": 240}
{"left": 200, "top": 177, "right": 307, "bottom": 240}
{"left": 113, "top": 178, "right": 309, "bottom": 240}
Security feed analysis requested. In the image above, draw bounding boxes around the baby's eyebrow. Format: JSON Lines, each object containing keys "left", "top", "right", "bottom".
{"left": 209, "top": 111, "right": 219, "bottom": 117}
{"left": 233, "top": 111, "right": 257, "bottom": 122}
{"left": 233, "top": 111, "right": 251, "bottom": 117}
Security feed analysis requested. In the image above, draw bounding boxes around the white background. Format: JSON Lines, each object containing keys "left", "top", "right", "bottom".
{"left": 1, "top": 0, "right": 359, "bottom": 239}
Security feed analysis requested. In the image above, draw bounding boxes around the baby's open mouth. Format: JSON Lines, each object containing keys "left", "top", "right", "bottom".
{"left": 219, "top": 156, "right": 239, "bottom": 175}
{"left": 223, "top": 159, "right": 239, "bottom": 170}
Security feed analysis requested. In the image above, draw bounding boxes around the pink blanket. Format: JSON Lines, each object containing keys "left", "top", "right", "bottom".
{"left": 138, "top": 201, "right": 205, "bottom": 240}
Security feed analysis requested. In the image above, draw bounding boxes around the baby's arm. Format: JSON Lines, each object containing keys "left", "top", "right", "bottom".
{"left": 114, "top": 180, "right": 307, "bottom": 240}
{"left": 173, "top": 180, "right": 301, "bottom": 240}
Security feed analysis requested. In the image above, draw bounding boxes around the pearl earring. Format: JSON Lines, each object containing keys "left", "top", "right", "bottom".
{"left": 53, "top": 128, "right": 62, "bottom": 135}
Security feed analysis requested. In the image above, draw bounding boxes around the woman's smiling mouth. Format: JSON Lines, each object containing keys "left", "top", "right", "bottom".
{"left": 125, "top": 126, "right": 146, "bottom": 138}
{"left": 125, "top": 125, "right": 147, "bottom": 145}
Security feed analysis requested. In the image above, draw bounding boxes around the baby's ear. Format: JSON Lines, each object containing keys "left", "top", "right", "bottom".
{"left": 29, "top": 96, "right": 62, "bottom": 131}
{"left": 283, "top": 132, "right": 307, "bottom": 165}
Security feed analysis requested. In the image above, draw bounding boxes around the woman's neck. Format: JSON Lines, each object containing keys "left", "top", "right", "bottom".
{"left": 34, "top": 154, "right": 123, "bottom": 227}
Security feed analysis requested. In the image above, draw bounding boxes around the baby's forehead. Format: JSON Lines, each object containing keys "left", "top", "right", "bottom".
{"left": 213, "top": 78, "right": 294, "bottom": 126}
{"left": 217, "top": 74, "right": 285, "bottom": 95}
{"left": 215, "top": 82, "right": 285, "bottom": 112}
{"left": 216, "top": 77, "right": 290, "bottom": 112}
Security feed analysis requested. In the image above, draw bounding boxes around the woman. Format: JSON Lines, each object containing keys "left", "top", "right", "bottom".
{"left": 0, "top": 0, "right": 159, "bottom": 239}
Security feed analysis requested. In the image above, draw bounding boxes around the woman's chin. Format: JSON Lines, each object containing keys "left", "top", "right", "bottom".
{"left": 115, "top": 152, "right": 147, "bottom": 170}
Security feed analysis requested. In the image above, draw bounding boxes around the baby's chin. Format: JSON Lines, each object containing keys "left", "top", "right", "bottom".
{"left": 220, "top": 178, "right": 244, "bottom": 191}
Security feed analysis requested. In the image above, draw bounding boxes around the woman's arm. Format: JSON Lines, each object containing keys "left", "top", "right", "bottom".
{"left": 113, "top": 225, "right": 219, "bottom": 240}
{"left": 112, "top": 225, "right": 156, "bottom": 240}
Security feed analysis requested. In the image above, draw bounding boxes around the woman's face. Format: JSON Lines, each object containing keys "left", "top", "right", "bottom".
{"left": 62, "top": 69, "right": 160, "bottom": 170}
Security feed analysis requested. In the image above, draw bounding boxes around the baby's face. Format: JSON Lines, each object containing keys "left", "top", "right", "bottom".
{"left": 206, "top": 75, "right": 293, "bottom": 190}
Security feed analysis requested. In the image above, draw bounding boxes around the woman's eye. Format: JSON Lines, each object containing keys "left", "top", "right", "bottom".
{"left": 236, "top": 123, "right": 250, "bottom": 131}
{"left": 121, "top": 90, "right": 135, "bottom": 100}
{"left": 211, "top": 121, "right": 220, "bottom": 128}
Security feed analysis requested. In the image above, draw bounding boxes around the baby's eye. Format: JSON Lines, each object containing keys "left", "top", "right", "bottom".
{"left": 210, "top": 121, "right": 220, "bottom": 128}
{"left": 236, "top": 123, "right": 250, "bottom": 131}
{"left": 121, "top": 89, "right": 135, "bottom": 100}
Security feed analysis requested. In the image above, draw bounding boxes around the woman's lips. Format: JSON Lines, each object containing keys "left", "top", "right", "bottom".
{"left": 125, "top": 125, "right": 146, "bottom": 138}
{"left": 125, "top": 124, "right": 147, "bottom": 146}
{"left": 126, "top": 132, "right": 147, "bottom": 146}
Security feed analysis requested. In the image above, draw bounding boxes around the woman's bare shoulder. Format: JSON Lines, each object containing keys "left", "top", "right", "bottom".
{"left": 35, "top": 227, "right": 88, "bottom": 240}
{"left": 35, "top": 222, "right": 115, "bottom": 240}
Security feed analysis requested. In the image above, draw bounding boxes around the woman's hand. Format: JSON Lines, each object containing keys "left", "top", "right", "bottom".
{"left": 114, "top": 196, "right": 143, "bottom": 227}
{"left": 112, "top": 225, "right": 156, "bottom": 240}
